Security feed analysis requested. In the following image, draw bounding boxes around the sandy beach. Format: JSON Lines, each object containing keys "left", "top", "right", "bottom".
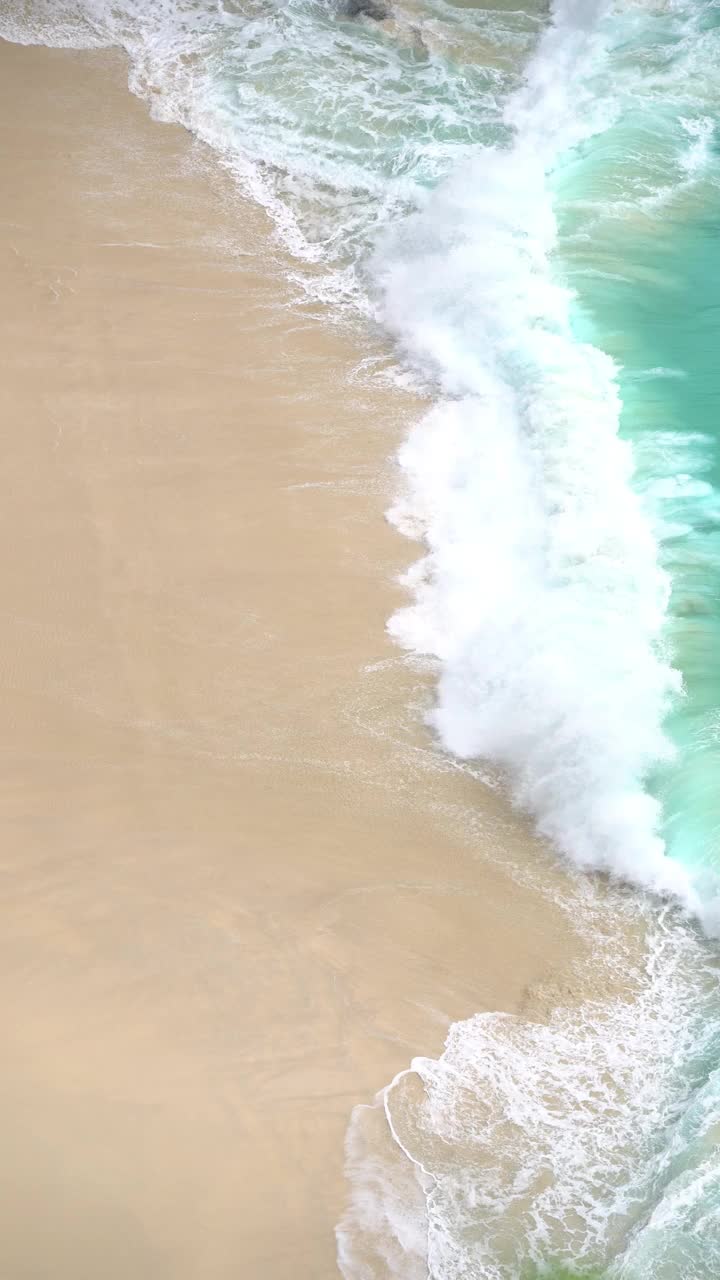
{"left": 0, "top": 39, "right": 596, "bottom": 1278}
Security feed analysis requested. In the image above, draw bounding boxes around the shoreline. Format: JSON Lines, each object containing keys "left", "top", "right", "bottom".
{"left": 1, "top": 38, "right": 607, "bottom": 1277}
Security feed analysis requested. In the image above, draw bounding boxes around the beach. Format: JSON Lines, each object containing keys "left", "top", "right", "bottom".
{"left": 0, "top": 38, "right": 600, "bottom": 1278}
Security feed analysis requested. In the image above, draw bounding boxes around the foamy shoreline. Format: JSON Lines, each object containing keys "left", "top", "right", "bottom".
{"left": 0, "top": 38, "right": 607, "bottom": 1277}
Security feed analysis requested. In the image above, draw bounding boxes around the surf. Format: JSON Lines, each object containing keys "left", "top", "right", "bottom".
{"left": 338, "top": 2, "right": 720, "bottom": 1274}
{"left": 5, "top": 1, "right": 720, "bottom": 1275}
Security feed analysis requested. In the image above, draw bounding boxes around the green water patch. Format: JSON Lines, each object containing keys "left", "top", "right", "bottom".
{"left": 557, "top": 171, "right": 720, "bottom": 875}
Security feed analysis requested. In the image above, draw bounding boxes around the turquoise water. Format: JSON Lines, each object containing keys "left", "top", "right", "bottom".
{"left": 567, "top": 199, "right": 720, "bottom": 874}
{"left": 554, "top": 16, "right": 720, "bottom": 877}
{"left": 4, "top": 0, "right": 720, "bottom": 1275}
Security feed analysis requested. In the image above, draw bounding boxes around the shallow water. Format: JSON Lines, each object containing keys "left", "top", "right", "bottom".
{"left": 3, "top": 0, "right": 720, "bottom": 1275}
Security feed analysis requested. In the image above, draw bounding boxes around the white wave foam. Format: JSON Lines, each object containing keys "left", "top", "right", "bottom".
{"left": 337, "top": 4, "right": 720, "bottom": 1273}
{"left": 375, "top": 0, "right": 708, "bottom": 909}
{"left": 0, "top": 0, "right": 108, "bottom": 47}
{"left": 0, "top": 0, "right": 524, "bottom": 305}
{"left": 338, "top": 912, "right": 720, "bottom": 1279}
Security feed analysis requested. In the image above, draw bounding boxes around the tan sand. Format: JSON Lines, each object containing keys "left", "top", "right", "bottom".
{"left": 0, "top": 39, "right": 601, "bottom": 1279}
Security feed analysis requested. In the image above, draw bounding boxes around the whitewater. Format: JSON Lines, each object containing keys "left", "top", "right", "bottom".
{"left": 4, "top": 0, "right": 720, "bottom": 1274}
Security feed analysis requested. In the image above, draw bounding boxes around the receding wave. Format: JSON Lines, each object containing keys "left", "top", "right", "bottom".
{"left": 337, "top": 908, "right": 720, "bottom": 1279}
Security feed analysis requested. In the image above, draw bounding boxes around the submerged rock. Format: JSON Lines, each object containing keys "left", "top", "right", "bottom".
{"left": 345, "top": 0, "right": 390, "bottom": 21}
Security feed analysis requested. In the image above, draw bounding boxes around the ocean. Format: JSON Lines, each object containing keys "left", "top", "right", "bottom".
{"left": 3, "top": 0, "right": 720, "bottom": 1274}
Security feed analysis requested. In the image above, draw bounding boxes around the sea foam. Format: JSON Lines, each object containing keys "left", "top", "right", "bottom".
{"left": 377, "top": 0, "right": 706, "bottom": 909}
{"left": 337, "top": 3, "right": 720, "bottom": 1273}
{"left": 337, "top": 908, "right": 720, "bottom": 1279}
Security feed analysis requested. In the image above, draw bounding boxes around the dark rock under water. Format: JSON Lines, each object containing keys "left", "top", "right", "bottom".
{"left": 344, "top": 0, "right": 390, "bottom": 21}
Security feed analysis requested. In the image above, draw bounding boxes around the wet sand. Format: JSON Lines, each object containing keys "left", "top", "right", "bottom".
{"left": 0, "top": 40, "right": 592, "bottom": 1279}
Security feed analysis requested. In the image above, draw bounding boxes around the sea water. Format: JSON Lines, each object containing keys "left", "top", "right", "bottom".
{"left": 3, "top": 0, "right": 720, "bottom": 1274}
